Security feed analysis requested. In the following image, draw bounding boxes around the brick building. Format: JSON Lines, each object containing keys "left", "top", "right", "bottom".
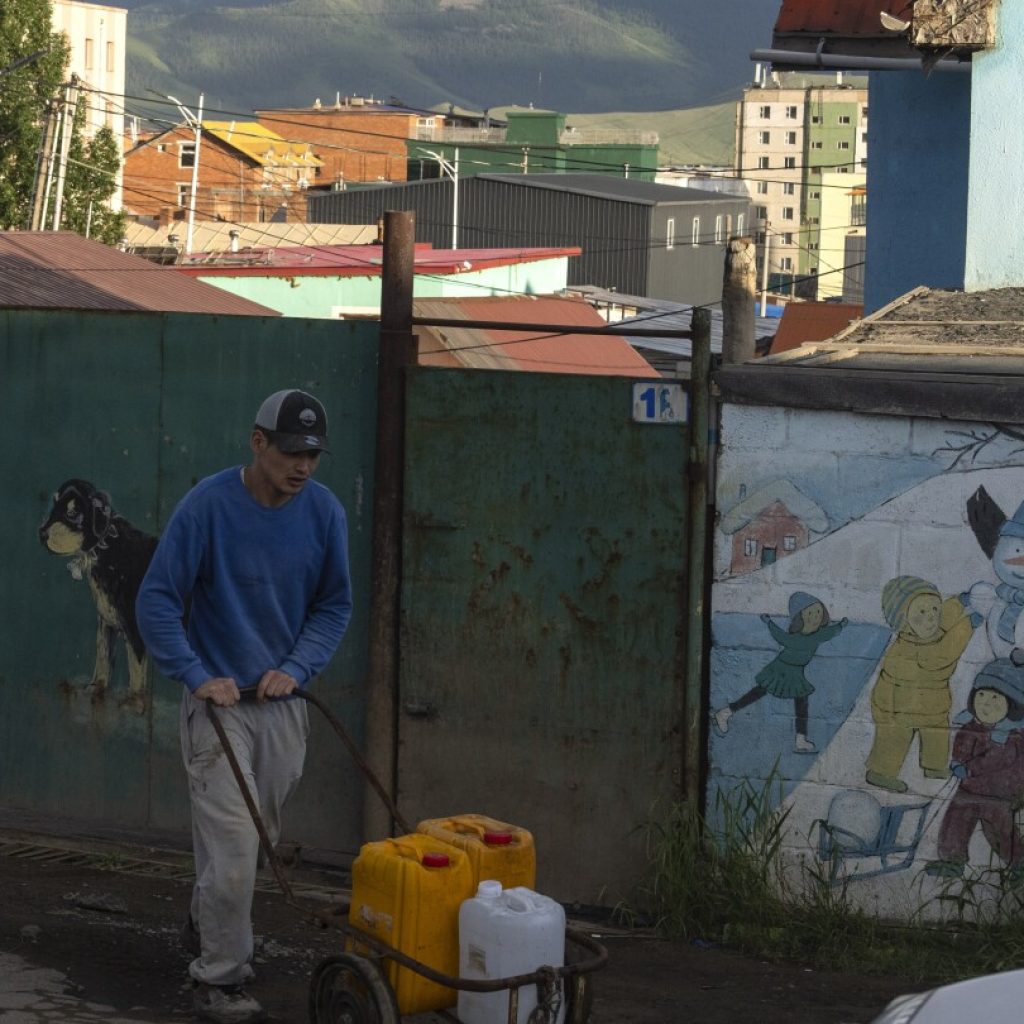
{"left": 123, "top": 121, "right": 321, "bottom": 228}
{"left": 256, "top": 96, "right": 446, "bottom": 187}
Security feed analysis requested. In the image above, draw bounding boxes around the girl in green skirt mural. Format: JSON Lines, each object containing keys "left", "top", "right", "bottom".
{"left": 714, "top": 591, "right": 847, "bottom": 753}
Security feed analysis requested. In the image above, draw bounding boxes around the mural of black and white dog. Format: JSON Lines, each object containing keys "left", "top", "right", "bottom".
{"left": 39, "top": 480, "right": 158, "bottom": 713}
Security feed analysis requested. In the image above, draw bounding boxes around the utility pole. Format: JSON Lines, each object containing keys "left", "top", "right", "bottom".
{"left": 167, "top": 93, "right": 204, "bottom": 255}
{"left": 51, "top": 75, "right": 80, "bottom": 231}
{"left": 759, "top": 225, "right": 771, "bottom": 317}
{"left": 29, "top": 100, "right": 60, "bottom": 230}
{"left": 413, "top": 147, "right": 459, "bottom": 249}
{"left": 722, "top": 237, "right": 757, "bottom": 364}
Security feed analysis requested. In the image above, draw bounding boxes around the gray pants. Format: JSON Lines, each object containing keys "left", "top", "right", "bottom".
{"left": 180, "top": 692, "right": 309, "bottom": 986}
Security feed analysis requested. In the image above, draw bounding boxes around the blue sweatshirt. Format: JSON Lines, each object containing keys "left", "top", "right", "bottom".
{"left": 136, "top": 467, "right": 352, "bottom": 691}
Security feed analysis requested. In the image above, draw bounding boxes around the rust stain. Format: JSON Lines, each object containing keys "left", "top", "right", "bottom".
{"left": 467, "top": 561, "right": 511, "bottom": 612}
{"left": 559, "top": 593, "right": 600, "bottom": 631}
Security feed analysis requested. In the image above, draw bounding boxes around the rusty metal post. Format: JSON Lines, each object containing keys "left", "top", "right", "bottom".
{"left": 684, "top": 308, "right": 711, "bottom": 806}
{"left": 722, "top": 237, "right": 757, "bottom": 364}
{"left": 363, "top": 210, "right": 418, "bottom": 841}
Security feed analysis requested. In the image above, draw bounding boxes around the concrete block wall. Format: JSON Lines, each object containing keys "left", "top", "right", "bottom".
{"left": 711, "top": 403, "right": 1024, "bottom": 919}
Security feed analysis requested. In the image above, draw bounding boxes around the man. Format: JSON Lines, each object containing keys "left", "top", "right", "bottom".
{"left": 137, "top": 389, "right": 352, "bottom": 1024}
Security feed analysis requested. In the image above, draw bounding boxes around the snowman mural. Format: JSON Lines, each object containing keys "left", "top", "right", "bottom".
{"left": 966, "top": 488, "right": 1024, "bottom": 664}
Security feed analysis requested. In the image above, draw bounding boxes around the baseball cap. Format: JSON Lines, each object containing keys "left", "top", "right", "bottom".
{"left": 254, "top": 389, "right": 330, "bottom": 453}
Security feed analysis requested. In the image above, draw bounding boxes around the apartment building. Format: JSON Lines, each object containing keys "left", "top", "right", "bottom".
{"left": 51, "top": 0, "right": 127, "bottom": 208}
{"left": 735, "top": 71, "right": 867, "bottom": 299}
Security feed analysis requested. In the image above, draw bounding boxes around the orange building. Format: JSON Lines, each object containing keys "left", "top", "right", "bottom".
{"left": 256, "top": 96, "right": 446, "bottom": 187}
{"left": 123, "top": 121, "right": 322, "bottom": 228}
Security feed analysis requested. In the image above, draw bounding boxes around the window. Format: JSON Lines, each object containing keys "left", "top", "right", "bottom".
{"left": 759, "top": 130, "right": 771, "bottom": 145}
{"left": 811, "top": 115, "right": 822, "bottom": 125}
{"left": 156, "top": 143, "right": 166, "bottom": 153}
{"left": 807, "top": 216, "right": 820, "bottom": 225}
{"left": 783, "top": 535, "right": 797, "bottom": 552}
{"left": 862, "top": 105, "right": 869, "bottom": 119}
{"left": 851, "top": 196, "right": 866, "bottom": 226}
{"left": 84, "top": 38, "right": 94, "bottom": 70}
{"left": 759, "top": 105, "right": 771, "bottom": 118}
{"left": 106, "top": 41, "right": 115, "bottom": 73}
{"left": 782, "top": 207, "right": 794, "bottom": 220}
{"left": 786, "top": 105, "right": 798, "bottom": 119}
{"left": 756, "top": 180, "right": 769, "bottom": 194}
{"left": 691, "top": 217, "right": 700, "bottom": 246}
{"left": 783, "top": 182, "right": 795, "bottom": 195}
{"left": 780, "top": 256, "right": 793, "bottom": 271}
{"left": 744, "top": 538, "right": 758, "bottom": 557}
{"left": 809, "top": 189, "right": 821, "bottom": 200}
{"left": 783, "top": 156, "right": 796, "bottom": 168}
{"left": 757, "top": 156, "right": 769, "bottom": 169}
{"left": 838, "top": 115, "right": 851, "bottom": 125}
{"left": 755, "top": 205, "right": 767, "bottom": 220}
{"left": 808, "top": 242, "right": 819, "bottom": 251}
{"left": 715, "top": 215, "right": 724, "bottom": 243}
{"left": 416, "top": 116, "right": 436, "bottom": 129}
{"left": 176, "top": 183, "right": 189, "bottom": 207}
{"left": 811, "top": 265, "right": 818, "bottom": 274}
{"left": 786, "top": 131, "right": 797, "bottom": 145}
{"left": 811, "top": 141, "right": 823, "bottom": 150}
{"left": 862, "top": 132, "right": 868, "bottom": 143}
{"left": 782, "top": 232, "right": 793, "bottom": 245}
{"left": 838, "top": 166, "right": 850, "bottom": 174}
{"left": 179, "top": 142, "right": 196, "bottom": 168}
{"left": 666, "top": 217, "right": 675, "bottom": 250}
{"left": 837, "top": 140, "right": 850, "bottom": 150}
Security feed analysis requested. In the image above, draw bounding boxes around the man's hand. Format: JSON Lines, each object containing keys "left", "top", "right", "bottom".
{"left": 194, "top": 677, "right": 241, "bottom": 706}
{"left": 257, "top": 669, "right": 298, "bottom": 702}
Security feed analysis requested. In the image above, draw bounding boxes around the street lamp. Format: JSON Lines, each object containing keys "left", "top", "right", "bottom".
{"left": 416, "top": 147, "right": 459, "bottom": 250}
{"left": 167, "top": 92, "right": 204, "bottom": 255}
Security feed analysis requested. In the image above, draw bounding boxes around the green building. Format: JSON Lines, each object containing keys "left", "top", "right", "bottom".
{"left": 406, "top": 109, "right": 659, "bottom": 182}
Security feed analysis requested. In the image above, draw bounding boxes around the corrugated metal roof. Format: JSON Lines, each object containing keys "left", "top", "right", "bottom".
{"left": 481, "top": 173, "right": 751, "bottom": 206}
{"left": 774, "top": 0, "right": 898, "bottom": 37}
{"left": 202, "top": 122, "right": 322, "bottom": 168}
{"left": 770, "top": 301, "right": 863, "bottom": 354}
{"left": 0, "top": 231, "right": 279, "bottom": 315}
{"left": 178, "top": 245, "right": 579, "bottom": 277}
{"left": 125, "top": 221, "right": 378, "bottom": 252}
{"left": 413, "top": 295, "right": 660, "bottom": 377}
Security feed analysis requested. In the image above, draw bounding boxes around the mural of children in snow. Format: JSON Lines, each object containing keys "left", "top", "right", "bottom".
{"left": 924, "top": 658, "right": 1024, "bottom": 879}
{"left": 865, "top": 576, "right": 977, "bottom": 794}
{"left": 713, "top": 591, "right": 846, "bottom": 753}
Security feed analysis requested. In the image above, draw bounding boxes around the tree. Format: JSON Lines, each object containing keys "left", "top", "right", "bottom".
{"left": 0, "top": 0, "right": 69, "bottom": 229}
{"left": 63, "top": 102, "right": 127, "bottom": 245}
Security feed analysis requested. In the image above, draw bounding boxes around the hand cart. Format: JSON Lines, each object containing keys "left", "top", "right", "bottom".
{"left": 206, "top": 689, "right": 608, "bottom": 1024}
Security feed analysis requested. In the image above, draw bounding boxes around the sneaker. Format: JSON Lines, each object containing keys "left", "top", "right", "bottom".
{"left": 865, "top": 769, "right": 908, "bottom": 794}
{"left": 713, "top": 707, "right": 732, "bottom": 736}
{"left": 794, "top": 734, "right": 817, "bottom": 753}
{"left": 192, "top": 981, "right": 266, "bottom": 1024}
{"left": 180, "top": 915, "right": 201, "bottom": 956}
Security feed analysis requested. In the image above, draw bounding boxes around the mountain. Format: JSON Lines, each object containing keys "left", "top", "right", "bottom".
{"left": 122, "top": 0, "right": 777, "bottom": 118}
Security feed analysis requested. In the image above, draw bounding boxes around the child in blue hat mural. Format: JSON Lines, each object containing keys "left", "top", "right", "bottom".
{"left": 713, "top": 591, "right": 846, "bottom": 753}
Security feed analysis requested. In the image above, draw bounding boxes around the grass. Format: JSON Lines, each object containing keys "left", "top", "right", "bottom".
{"left": 638, "top": 771, "right": 1024, "bottom": 985}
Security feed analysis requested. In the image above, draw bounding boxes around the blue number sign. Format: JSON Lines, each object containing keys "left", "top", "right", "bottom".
{"left": 632, "top": 382, "right": 688, "bottom": 424}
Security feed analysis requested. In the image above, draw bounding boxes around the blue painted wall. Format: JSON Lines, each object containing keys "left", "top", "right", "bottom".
{"left": 865, "top": 69, "right": 971, "bottom": 312}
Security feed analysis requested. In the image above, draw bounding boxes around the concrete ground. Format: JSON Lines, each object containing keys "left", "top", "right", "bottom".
{"left": 0, "top": 819, "right": 923, "bottom": 1024}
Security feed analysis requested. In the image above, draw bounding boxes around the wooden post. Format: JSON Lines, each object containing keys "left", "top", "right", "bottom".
{"left": 363, "top": 210, "right": 418, "bottom": 842}
{"left": 29, "top": 99, "right": 59, "bottom": 231}
{"left": 684, "top": 308, "right": 712, "bottom": 806}
{"left": 722, "top": 236, "right": 757, "bottom": 364}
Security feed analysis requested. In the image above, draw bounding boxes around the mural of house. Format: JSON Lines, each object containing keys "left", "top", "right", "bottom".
{"left": 123, "top": 121, "right": 322, "bottom": 227}
{"left": 711, "top": 285, "right": 1024, "bottom": 918}
{"left": 720, "top": 480, "right": 828, "bottom": 574}
{"left": 760, "top": 0, "right": 1007, "bottom": 312}
{"left": 174, "top": 244, "right": 580, "bottom": 319}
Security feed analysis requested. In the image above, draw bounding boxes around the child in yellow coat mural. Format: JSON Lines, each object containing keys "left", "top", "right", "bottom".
{"left": 865, "top": 575, "right": 978, "bottom": 794}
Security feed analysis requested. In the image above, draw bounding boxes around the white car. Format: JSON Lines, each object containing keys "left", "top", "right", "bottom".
{"left": 872, "top": 970, "right": 1024, "bottom": 1023}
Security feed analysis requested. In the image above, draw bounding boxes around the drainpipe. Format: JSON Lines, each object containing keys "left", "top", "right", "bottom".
{"left": 684, "top": 307, "right": 712, "bottom": 806}
{"left": 750, "top": 47, "right": 971, "bottom": 73}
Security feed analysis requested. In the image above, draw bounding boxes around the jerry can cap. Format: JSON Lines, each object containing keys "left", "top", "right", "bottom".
{"left": 483, "top": 831, "right": 514, "bottom": 846}
{"left": 422, "top": 852, "right": 450, "bottom": 868}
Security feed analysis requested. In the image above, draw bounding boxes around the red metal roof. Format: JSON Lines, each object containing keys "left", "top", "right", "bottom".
{"left": 177, "top": 245, "right": 581, "bottom": 278}
{"left": 769, "top": 301, "right": 863, "bottom": 355}
{"left": 413, "top": 295, "right": 660, "bottom": 377}
{"left": 775, "top": 0, "right": 903, "bottom": 37}
{"left": 0, "top": 231, "right": 279, "bottom": 315}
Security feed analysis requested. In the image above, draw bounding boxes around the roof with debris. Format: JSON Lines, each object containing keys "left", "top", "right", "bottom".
{"left": 412, "top": 295, "right": 660, "bottom": 377}
{"left": 124, "top": 221, "right": 377, "bottom": 255}
{"left": 0, "top": 231, "right": 279, "bottom": 315}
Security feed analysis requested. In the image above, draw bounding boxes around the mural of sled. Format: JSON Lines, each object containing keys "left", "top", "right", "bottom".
{"left": 816, "top": 789, "right": 932, "bottom": 884}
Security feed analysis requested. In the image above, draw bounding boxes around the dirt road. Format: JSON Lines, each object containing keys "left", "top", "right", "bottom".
{"left": 0, "top": 830, "right": 923, "bottom": 1023}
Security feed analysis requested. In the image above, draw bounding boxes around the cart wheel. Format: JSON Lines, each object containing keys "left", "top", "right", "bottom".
{"left": 308, "top": 953, "right": 400, "bottom": 1024}
{"left": 564, "top": 972, "right": 593, "bottom": 1024}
